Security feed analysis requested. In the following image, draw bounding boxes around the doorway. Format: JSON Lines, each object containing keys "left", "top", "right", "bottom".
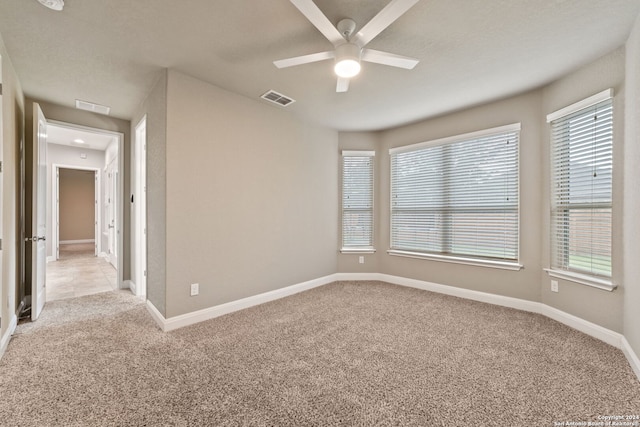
{"left": 29, "top": 115, "right": 125, "bottom": 311}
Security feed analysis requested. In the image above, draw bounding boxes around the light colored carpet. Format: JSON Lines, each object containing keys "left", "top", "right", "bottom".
{"left": 1, "top": 281, "right": 638, "bottom": 426}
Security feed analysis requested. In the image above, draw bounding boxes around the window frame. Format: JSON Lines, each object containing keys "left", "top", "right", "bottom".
{"left": 387, "top": 123, "right": 522, "bottom": 270}
{"left": 340, "top": 150, "right": 376, "bottom": 254}
{"left": 545, "top": 89, "right": 616, "bottom": 291}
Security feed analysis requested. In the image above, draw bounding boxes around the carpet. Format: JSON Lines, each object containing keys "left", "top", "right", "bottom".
{"left": 0, "top": 281, "right": 638, "bottom": 426}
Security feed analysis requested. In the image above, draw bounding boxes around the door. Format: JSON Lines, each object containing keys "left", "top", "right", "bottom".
{"left": 105, "top": 158, "right": 118, "bottom": 268}
{"left": 135, "top": 117, "right": 147, "bottom": 297}
{"left": 31, "top": 103, "right": 47, "bottom": 320}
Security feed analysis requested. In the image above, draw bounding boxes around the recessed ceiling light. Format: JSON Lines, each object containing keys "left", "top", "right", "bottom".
{"left": 74, "top": 139, "right": 85, "bottom": 144}
{"left": 37, "top": 0, "right": 64, "bottom": 11}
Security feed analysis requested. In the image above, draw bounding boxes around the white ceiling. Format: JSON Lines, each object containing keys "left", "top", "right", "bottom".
{"left": 0, "top": 0, "right": 639, "bottom": 131}
{"left": 47, "top": 124, "right": 115, "bottom": 151}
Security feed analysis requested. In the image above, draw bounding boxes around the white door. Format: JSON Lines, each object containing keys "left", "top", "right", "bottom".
{"left": 31, "top": 103, "right": 47, "bottom": 320}
{"left": 105, "top": 159, "right": 118, "bottom": 268}
{"left": 135, "top": 117, "right": 147, "bottom": 297}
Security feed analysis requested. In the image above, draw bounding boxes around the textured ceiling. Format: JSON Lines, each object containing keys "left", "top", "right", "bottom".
{"left": 0, "top": 0, "right": 639, "bottom": 131}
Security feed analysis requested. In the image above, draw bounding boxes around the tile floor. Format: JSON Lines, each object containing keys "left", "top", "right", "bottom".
{"left": 46, "top": 243, "right": 117, "bottom": 301}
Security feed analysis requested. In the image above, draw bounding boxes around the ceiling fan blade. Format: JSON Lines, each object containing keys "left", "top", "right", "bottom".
{"left": 362, "top": 49, "right": 419, "bottom": 69}
{"left": 290, "top": 0, "right": 345, "bottom": 46}
{"left": 274, "top": 51, "right": 335, "bottom": 68}
{"left": 351, "top": 0, "right": 420, "bottom": 47}
{"left": 336, "top": 77, "right": 350, "bottom": 92}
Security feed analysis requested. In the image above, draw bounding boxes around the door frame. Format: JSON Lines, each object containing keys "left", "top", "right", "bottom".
{"left": 46, "top": 120, "right": 125, "bottom": 289}
{"left": 133, "top": 115, "right": 147, "bottom": 298}
{"left": 51, "top": 165, "right": 102, "bottom": 261}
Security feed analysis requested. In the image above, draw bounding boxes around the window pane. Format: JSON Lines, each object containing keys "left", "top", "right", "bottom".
{"left": 390, "top": 127, "right": 519, "bottom": 261}
{"left": 342, "top": 154, "right": 374, "bottom": 249}
{"left": 550, "top": 98, "right": 612, "bottom": 278}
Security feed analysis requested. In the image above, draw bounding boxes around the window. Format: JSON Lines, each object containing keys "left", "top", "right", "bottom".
{"left": 341, "top": 151, "right": 375, "bottom": 252}
{"left": 389, "top": 124, "right": 520, "bottom": 267}
{"left": 548, "top": 90, "right": 613, "bottom": 284}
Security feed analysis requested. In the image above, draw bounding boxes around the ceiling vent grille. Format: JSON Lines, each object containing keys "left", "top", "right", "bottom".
{"left": 75, "top": 99, "right": 111, "bottom": 115}
{"left": 261, "top": 90, "right": 295, "bottom": 107}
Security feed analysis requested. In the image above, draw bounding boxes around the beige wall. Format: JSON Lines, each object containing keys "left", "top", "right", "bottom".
{"left": 0, "top": 34, "right": 24, "bottom": 338}
{"left": 338, "top": 48, "right": 628, "bottom": 333}
{"left": 371, "top": 90, "right": 542, "bottom": 303}
{"left": 623, "top": 14, "right": 640, "bottom": 357}
{"left": 163, "top": 70, "right": 338, "bottom": 318}
{"left": 58, "top": 169, "right": 95, "bottom": 242}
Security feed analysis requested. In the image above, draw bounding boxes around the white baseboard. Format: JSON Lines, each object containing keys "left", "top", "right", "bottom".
{"left": 46, "top": 256, "right": 55, "bottom": 263}
{"left": 125, "top": 280, "right": 136, "bottom": 294}
{"left": 540, "top": 304, "right": 622, "bottom": 348}
{"left": 147, "top": 273, "right": 340, "bottom": 332}
{"left": 0, "top": 314, "right": 18, "bottom": 360}
{"left": 60, "top": 239, "right": 95, "bottom": 245}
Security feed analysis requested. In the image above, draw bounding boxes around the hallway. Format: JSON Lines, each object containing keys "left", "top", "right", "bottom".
{"left": 46, "top": 243, "right": 117, "bottom": 301}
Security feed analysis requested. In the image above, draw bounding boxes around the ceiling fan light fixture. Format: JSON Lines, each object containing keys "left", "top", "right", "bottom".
{"left": 37, "top": 0, "right": 64, "bottom": 11}
{"left": 334, "top": 43, "right": 361, "bottom": 78}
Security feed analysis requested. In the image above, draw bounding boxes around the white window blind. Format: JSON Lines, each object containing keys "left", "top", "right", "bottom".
{"left": 342, "top": 151, "right": 375, "bottom": 251}
{"left": 549, "top": 95, "right": 613, "bottom": 278}
{"left": 390, "top": 125, "right": 520, "bottom": 261}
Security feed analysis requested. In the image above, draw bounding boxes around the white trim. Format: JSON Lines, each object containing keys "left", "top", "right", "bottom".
{"left": 146, "top": 274, "right": 340, "bottom": 332}
{"left": 341, "top": 150, "right": 375, "bottom": 157}
{"left": 60, "top": 239, "right": 95, "bottom": 245}
{"left": 388, "top": 250, "right": 523, "bottom": 271}
{"left": 125, "top": 280, "right": 136, "bottom": 294}
{"left": 46, "top": 256, "right": 55, "bottom": 263}
{"left": 0, "top": 314, "right": 17, "bottom": 360}
{"left": 544, "top": 268, "right": 616, "bottom": 292}
{"left": 621, "top": 337, "right": 640, "bottom": 381}
{"left": 546, "top": 88, "right": 614, "bottom": 123}
{"left": 145, "top": 300, "right": 166, "bottom": 331}
{"left": 389, "top": 123, "right": 521, "bottom": 155}
{"left": 540, "top": 304, "right": 622, "bottom": 348}
{"left": 340, "top": 247, "right": 376, "bottom": 254}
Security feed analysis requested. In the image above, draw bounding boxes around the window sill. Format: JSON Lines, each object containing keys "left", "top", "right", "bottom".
{"left": 544, "top": 269, "right": 616, "bottom": 292}
{"left": 340, "top": 248, "right": 376, "bottom": 254}
{"left": 387, "top": 250, "right": 523, "bottom": 271}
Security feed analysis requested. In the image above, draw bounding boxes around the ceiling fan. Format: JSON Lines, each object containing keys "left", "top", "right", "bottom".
{"left": 274, "top": 0, "right": 421, "bottom": 92}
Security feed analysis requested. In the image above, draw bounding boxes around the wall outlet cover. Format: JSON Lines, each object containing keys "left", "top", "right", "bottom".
{"left": 190, "top": 283, "right": 199, "bottom": 296}
{"left": 551, "top": 280, "right": 559, "bottom": 293}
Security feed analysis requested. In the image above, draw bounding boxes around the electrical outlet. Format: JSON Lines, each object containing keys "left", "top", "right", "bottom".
{"left": 359, "top": 256, "right": 365, "bottom": 264}
{"left": 551, "top": 280, "right": 559, "bottom": 293}
{"left": 190, "top": 283, "right": 199, "bottom": 296}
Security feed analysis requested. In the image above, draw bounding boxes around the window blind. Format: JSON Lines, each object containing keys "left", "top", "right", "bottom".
{"left": 550, "top": 97, "right": 613, "bottom": 278}
{"left": 390, "top": 125, "right": 519, "bottom": 261}
{"left": 342, "top": 151, "right": 375, "bottom": 250}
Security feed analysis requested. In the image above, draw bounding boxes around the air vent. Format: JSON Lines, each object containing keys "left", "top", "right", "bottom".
{"left": 261, "top": 90, "right": 295, "bottom": 107}
{"left": 75, "top": 99, "right": 111, "bottom": 115}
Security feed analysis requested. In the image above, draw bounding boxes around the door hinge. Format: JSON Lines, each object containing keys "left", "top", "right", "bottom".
{"left": 0, "top": 238, "right": 2, "bottom": 250}
{"left": 0, "top": 161, "right": 3, "bottom": 173}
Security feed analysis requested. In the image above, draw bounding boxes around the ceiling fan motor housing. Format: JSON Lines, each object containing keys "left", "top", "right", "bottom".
{"left": 334, "top": 43, "right": 362, "bottom": 78}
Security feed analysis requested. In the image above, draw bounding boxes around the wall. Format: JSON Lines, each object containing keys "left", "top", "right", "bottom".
{"left": 163, "top": 70, "right": 338, "bottom": 318}
{"left": 541, "top": 48, "right": 625, "bottom": 332}
{"left": 338, "top": 48, "right": 627, "bottom": 334}
{"left": 376, "top": 90, "right": 543, "bottom": 303}
{"left": 131, "top": 69, "right": 167, "bottom": 316}
{"left": 58, "top": 169, "right": 95, "bottom": 242}
{"left": 46, "top": 144, "right": 104, "bottom": 257}
{"left": 623, "top": 14, "right": 640, "bottom": 358}
{"left": 0, "top": 33, "right": 24, "bottom": 345}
